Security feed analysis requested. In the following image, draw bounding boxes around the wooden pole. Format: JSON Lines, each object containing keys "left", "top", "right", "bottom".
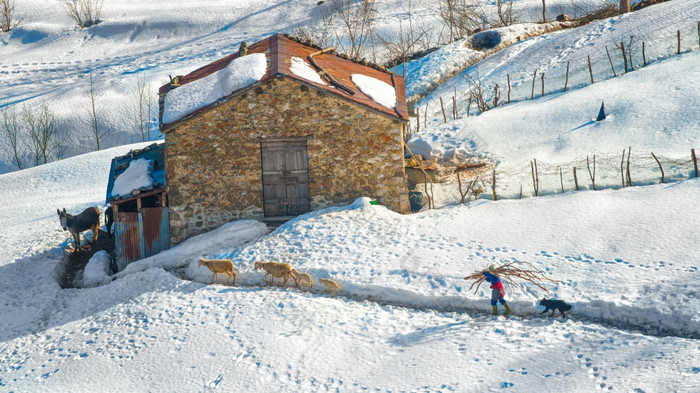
{"left": 628, "top": 36, "right": 635, "bottom": 71}
{"left": 587, "top": 155, "right": 596, "bottom": 190}
{"left": 492, "top": 170, "right": 498, "bottom": 201}
{"left": 519, "top": 184, "right": 523, "bottom": 199}
{"left": 507, "top": 74, "right": 511, "bottom": 104}
{"left": 416, "top": 108, "right": 420, "bottom": 133}
{"left": 677, "top": 30, "right": 681, "bottom": 54}
{"left": 453, "top": 86, "right": 458, "bottom": 119}
{"left": 588, "top": 55, "right": 594, "bottom": 84}
{"left": 698, "top": 21, "right": 700, "bottom": 48}
{"left": 424, "top": 104, "right": 428, "bottom": 129}
{"left": 621, "top": 42, "right": 628, "bottom": 73}
{"left": 692, "top": 148, "right": 698, "bottom": 178}
{"left": 439, "top": 97, "right": 447, "bottom": 123}
{"left": 651, "top": 152, "right": 665, "bottom": 183}
{"left": 531, "top": 69, "right": 537, "bottom": 99}
{"left": 559, "top": 166, "right": 564, "bottom": 193}
{"left": 626, "top": 146, "right": 632, "bottom": 187}
{"left": 606, "top": 47, "right": 617, "bottom": 77}
{"left": 564, "top": 61, "right": 570, "bottom": 92}
{"left": 642, "top": 42, "right": 647, "bottom": 67}
{"left": 540, "top": 73, "right": 545, "bottom": 97}
{"left": 573, "top": 167, "right": 579, "bottom": 190}
{"left": 466, "top": 96, "right": 472, "bottom": 117}
{"left": 452, "top": 95, "right": 457, "bottom": 120}
{"left": 542, "top": 0, "right": 546, "bottom": 23}
{"left": 530, "top": 159, "right": 539, "bottom": 196}
{"left": 620, "top": 148, "right": 626, "bottom": 187}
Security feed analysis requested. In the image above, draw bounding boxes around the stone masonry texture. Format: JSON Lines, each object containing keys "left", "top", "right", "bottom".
{"left": 164, "top": 76, "right": 409, "bottom": 244}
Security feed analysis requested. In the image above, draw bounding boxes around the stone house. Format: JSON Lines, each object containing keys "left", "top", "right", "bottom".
{"left": 159, "top": 33, "right": 410, "bottom": 244}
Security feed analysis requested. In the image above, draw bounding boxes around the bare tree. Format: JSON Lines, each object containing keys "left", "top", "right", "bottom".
{"left": 437, "top": 0, "right": 481, "bottom": 42}
{"left": 132, "top": 75, "right": 155, "bottom": 142}
{"left": 83, "top": 72, "right": 110, "bottom": 150}
{"left": 0, "top": 106, "right": 25, "bottom": 169}
{"left": 64, "top": 0, "right": 103, "bottom": 28}
{"left": 375, "top": 1, "right": 429, "bottom": 76}
{"left": 320, "top": 0, "right": 376, "bottom": 59}
{"left": 1, "top": 0, "right": 15, "bottom": 32}
{"left": 497, "top": 0, "right": 517, "bottom": 27}
{"left": 22, "top": 102, "right": 60, "bottom": 166}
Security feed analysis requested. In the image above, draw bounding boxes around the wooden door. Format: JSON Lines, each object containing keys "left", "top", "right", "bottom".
{"left": 261, "top": 139, "right": 310, "bottom": 217}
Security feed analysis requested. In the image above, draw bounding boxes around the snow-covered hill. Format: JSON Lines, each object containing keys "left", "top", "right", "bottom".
{"left": 1, "top": 0, "right": 699, "bottom": 392}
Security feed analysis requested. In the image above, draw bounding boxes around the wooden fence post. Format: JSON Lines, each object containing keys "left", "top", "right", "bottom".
{"left": 439, "top": 97, "right": 447, "bottom": 123}
{"left": 606, "top": 47, "right": 617, "bottom": 77}
{"left": 587, "top": 155, "right": 596, "bottom": 190}
{"left": 651, "top": 152, "right": 665, "bottom": 183}
{"left": 424, "top": 104, "right": 428, "bottom": 129}
{"left": 507, "top": 74, "right": 511, "bottom": 104}
{"left": 626, "top": 146, "right": 632, "bottom": 187}
{"left": 541, "top": 73, "right": 545, "bottom": 97}
{"left": 531, "top": 69, "right": 537, "bottom": 99}
{"left": 692, "top": 148, "right": 698, "bottom": 177}
{"left": 564, "top": 61, "right": 570, "bottom": 92}
{"left": 620, "top": 148, "right": 626, "bottom": 187}
{"left": 678, "top": 30, "right": 681, "bottom": 54}
{"left": 559, "top": 166, "right": 564, "bottom": 192}
{"left": 621, "top": 41, "right": 628, "bottom": 73}
{"left": 492, "top": 170, "right": 498, "bottom": 201}
{"left": 588, "top": 55, "right": 594, "bottom": 84}
{"left": 416, "top": 109, "right": 420, "bottom": 133}
{"left": 531, "top": 159, "right": 539, "bottom": 196}
{"left": 573, "top": 167, "right": 579, "bottom": 190}
{"left": 642, "top": 42, "right": 647, "bottom": 67}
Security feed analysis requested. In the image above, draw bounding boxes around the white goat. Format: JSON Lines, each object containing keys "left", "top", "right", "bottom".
{"left": 319, "top": 278, "right": 342, "bottom": 297}
{"left": 198, "top": 258, "right": 237, "bottom": 286}
{"left": 254, "top": 261, "right": 297, "bottom": 287}
{"left": 291, "top": 268, "right": 312, "bottom": 290}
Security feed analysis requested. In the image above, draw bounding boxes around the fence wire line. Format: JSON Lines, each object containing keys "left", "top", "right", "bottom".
{"left": 417, "top": 21, "right": 700, "bottom": 122}
{"left": 427, "top": 151, "right": 698, "bottom": 208}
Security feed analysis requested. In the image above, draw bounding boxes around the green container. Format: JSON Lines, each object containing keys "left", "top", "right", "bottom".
{"left": 369, "top": 200, "right": 379, "bottom": 205}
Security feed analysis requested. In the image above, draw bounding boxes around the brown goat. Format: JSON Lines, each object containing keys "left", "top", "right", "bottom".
{"left": 319, "top": 278, "right": 342, "bottom": 297}
{"left": 254, "top": 261, "right": 297, "bottom": 287}
{"left": 198, "top": 258, "right": 237, "bottom": 286}
{"left": 291, "top": 268, "right": 312, "bottom": 290}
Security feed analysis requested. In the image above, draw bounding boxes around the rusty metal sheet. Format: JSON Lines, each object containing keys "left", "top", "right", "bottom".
{"left": 114, "top": 212, "right": 141, "bottom": 270}
{"left": 158, "top": 34, "right": 409, "bottom": 128}
{"left": 141, "top": 207, "right": 170, "bottom": 257}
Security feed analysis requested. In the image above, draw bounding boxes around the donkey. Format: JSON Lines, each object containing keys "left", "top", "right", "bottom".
{"left": 57, "top": 207, "right": 100, "bottom": 252}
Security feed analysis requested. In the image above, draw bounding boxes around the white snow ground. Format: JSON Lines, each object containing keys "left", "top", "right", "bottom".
{"left": 1, "top": 0, "right": 700, "bottom": 392}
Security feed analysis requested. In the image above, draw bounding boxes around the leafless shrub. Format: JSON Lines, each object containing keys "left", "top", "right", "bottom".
{"left": 64, "top": 0, "right": 103, "bottom": 29}
{"left": 82, "top": 72, "right": 110, "bottom": 150}
{"left": 320, "top": 0, "right": 376, "bottom": 60}
{"left": 375, "top": 0, "right": 430, "bottom": 76}
{"left": 132, "top": 75, "right": 155, "bottom": 142}
{"left": 22, "top": 102, "right": 61, "bottom": 166}
{"left": 0, "top": 106, "right": 25, "bottom": 169}
{"left": 464, "top": 67, "right": 503, "bottom": 114}
{"left": 1, "top": 0, "right": 15, "bottom": 32}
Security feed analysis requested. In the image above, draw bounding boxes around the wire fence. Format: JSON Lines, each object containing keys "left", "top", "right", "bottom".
{"left": 417, "top": 20, "right": 700, "bottom": 123}
{"left": 427, "top": 149, "right": 699, "bottom": 208}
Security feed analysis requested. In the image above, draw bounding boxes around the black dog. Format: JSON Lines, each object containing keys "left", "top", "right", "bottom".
{"left": 539, "top": 298, "right": 572, "bottom": 317}
{"left": 105, "top": 206, "right": 114, "bottom": 238}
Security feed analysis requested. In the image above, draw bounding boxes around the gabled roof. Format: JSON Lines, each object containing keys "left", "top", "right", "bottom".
{"left": 159, "top": 33, "right": 408, "bottom": 129}
{"left": 106, "top": 143, "right": 166, "bottom": 204}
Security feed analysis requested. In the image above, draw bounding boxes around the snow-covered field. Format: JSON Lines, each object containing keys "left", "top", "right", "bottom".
{"left": 1, "top": 0, "right": 700, "bottom": 392}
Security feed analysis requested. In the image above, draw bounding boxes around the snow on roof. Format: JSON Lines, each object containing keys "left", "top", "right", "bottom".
{"left": 289, "top": 56, "right": 326, "bottom": 85}
{"left": 162, "top": 52, "right": 267, "bottom": 124}
{"left": 111, "top": 158, "right": 155, "bottom": 198}
{"left": 351, "top": 73, "right": 396, "bottom": 109}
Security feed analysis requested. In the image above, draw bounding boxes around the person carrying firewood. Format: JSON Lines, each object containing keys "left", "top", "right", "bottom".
{"left": 483, "top": 265, "right": 513, "bottom": 316}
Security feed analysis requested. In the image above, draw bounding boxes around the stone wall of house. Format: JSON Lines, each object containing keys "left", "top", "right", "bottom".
{"left": 164, "top": 76, "right": 409, "bottom": 244}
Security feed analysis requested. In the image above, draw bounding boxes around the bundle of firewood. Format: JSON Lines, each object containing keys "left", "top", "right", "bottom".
{"left": 463, "top": 261, "right": 560, "bottom": 294}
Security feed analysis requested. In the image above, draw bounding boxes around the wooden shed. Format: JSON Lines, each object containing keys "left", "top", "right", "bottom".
{"left": 159, "top": 33, "right": 411, "bottom": 244}
{"left": 106, "top": 143, "right": 169, "bottom": 271}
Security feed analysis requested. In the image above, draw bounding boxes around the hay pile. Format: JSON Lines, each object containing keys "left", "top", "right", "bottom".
{"left": 463, "top": 261, "right": 559, "bottom": 294}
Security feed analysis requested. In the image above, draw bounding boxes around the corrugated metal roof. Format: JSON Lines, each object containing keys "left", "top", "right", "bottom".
{"left": 106, "top": 143, "right": 167, "bottom": 204}
{"left": 158, "top": 33, "right": 408, "bottom": 128}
